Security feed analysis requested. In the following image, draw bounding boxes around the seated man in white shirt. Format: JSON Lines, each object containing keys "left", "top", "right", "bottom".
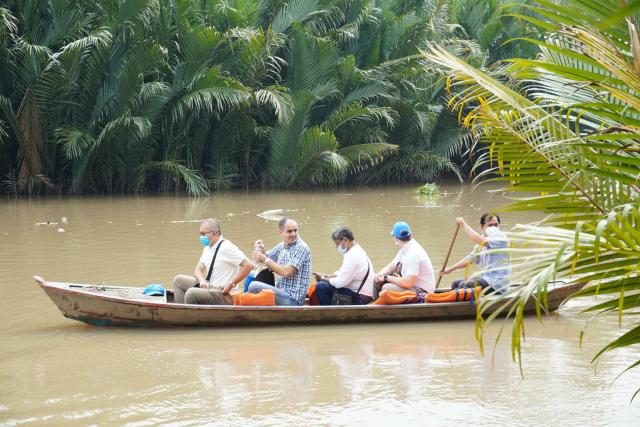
{"left": 313, "top": 227, "right": 374, "bottom": 305}
{"left": 173, "top": 218, "right": 254, "bottom": 305}
{"left": 374, "top": 221, "right": 435, "bottom": 295}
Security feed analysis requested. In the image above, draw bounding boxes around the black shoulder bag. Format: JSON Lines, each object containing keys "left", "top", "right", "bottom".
{"left": 254, "top": 267, "right": 276, "bottom": 286}
{"left": 195, "top": 240, "right": 225, "bottom": 286}
{"left": 331, "top": 262, "right": 370, "bottom": 305}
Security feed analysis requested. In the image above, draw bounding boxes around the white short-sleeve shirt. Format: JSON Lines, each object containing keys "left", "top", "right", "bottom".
{"left": 198, "top": 237, "right": 247, "bottom": 285}
{"left": 392, "top": 238, "right": 435, "bottom": 292}
{"left": 330, "top": 244, "right": 374, "bottom": 297}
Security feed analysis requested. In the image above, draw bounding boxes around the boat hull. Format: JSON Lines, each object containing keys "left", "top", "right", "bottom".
{"left": 34, "top": 276, "right": 583, "bottom": 327}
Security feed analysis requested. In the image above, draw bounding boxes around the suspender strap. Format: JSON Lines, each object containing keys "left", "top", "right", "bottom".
{"left": 205, "top": 240, "right": 225, "bottom": 282}
{"left": 354, "top": 261, "right": 371, "bottom": 297}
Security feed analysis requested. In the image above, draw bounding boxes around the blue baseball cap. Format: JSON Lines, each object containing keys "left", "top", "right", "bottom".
{"left": 142, "top": 284, "right": 166, "bottom": 296}
{"left": 390, "top": 221, "right": 411, "bottom": 238}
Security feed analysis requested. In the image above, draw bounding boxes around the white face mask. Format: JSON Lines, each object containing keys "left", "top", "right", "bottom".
{"left": 336, "top": 244, "right": 347, "bottom": 255}
{"left": 486, "top": 226, "right": 498, "bottom": 234}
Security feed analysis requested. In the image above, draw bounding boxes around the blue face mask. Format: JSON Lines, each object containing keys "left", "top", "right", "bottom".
{"left": 336, "top": 244, "right": 347, "bottom": 255}
{"left": 199, "top": 235, "right": 210, "bottom": 247}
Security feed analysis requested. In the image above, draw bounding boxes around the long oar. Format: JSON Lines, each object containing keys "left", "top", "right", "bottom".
{"left": 436, "top": 223, "right": 460, "bottom": 289}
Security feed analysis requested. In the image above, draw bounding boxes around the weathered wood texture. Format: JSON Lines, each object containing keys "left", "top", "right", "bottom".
{"left": 33, "top": 276, "right": 583, "bottom": 327}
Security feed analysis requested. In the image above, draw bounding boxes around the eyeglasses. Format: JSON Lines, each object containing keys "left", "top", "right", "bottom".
{"left": 199, "top": 230, "right": 216, "bottom": 236}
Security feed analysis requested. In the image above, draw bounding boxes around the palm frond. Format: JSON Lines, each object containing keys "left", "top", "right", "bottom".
{"left": 337, "top": 142, "right": 398, "bottom": 173}
{"left": 0, "top": 7, "right": 18, "bottom": 40}
{"left": 272, "top": 0, "right": 319, "bottom": 33}
{"left": 170, "top": 67, "right": 250, "bottom": 124}
{"left": 324, "top": 105, "right": 396, "bottom": 131}
{"left": 56, "top": 127, "right": 97, "bottom": 159}
{"left": 254, "top": 86, "right": 292, "bottom": 122}
{"left": 139, "top": 160, "right": 208, "bottom": 196}
{"left": 286, "top": 25, "right": 337, "bottom": 92}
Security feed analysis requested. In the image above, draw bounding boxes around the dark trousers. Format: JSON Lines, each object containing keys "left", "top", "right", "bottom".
{"left": 451, "top": 278, "right": 493, "bottom": 293}
{"left": 315, "top": 281, "right": 372, "bottom": 305}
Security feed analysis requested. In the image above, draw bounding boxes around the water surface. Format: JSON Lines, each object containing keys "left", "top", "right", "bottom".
{"left": 1, "top": 184, "right": 637, "bottom": 425}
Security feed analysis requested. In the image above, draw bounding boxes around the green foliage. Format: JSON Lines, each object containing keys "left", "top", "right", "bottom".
{"left": 452, "top": 0, "right": 541, "bottom": 62}
{"left": 0, "top": 0, "right": 536, "bottom": 195}
{"left": 414, "top": 182, "right": 440, "bottom": 197}
{"left": 425, "top": 0, "right": 640, "bottom": 396}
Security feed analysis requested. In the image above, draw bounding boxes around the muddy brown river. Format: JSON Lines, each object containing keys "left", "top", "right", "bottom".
{"left": 1, "top": 184, "right": 637, "bottom": 425}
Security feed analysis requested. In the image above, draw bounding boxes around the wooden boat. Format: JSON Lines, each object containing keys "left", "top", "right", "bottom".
{"left": 33, "top": 276, "right": 583, "bottom": 327}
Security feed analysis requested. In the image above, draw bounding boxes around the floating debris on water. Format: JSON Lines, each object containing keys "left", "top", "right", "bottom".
{"left": 36, "top": 221, "right": 58, "bottom": 226}
{"left": 61, "top": 217, "right": 68, "bottom": 223}
{"left": 257, "top": 209, "right": 285, "bottom": 221}
{"left": 57, "top": 228, "right": 65, "bottom": 233}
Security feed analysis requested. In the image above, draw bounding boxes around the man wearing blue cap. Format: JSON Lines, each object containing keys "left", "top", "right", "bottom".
{"left": 374, "top": 221, "right": 435, "bottom": 295}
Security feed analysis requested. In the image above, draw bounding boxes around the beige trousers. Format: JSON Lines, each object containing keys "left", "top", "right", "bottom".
{"left": 185, "top": 288, "right": 233, "bottom": 305}
{"left": 172, "top": 274, "right": 232, "bottom": 305}
{"left": 172, "top": 274, "right": 197, "bottom": 303}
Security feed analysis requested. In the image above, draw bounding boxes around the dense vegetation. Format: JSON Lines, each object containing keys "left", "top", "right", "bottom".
{"left": 0, "top": 0, "right": 538, "bottom": 195}
{"left": 426, "top": 0, "right": 640, "bottom": 397}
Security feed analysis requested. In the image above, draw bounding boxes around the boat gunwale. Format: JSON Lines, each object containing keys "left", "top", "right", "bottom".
{"left": 37, "top": 280, "right": 479, "bottom": 311}
{"left": 35, "top": 276, "right": 583, "bottom": 313}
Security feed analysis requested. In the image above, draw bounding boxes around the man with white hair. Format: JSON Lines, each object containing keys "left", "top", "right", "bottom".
{"left": 172, "top": 218, "right": 254, "bottom": 305}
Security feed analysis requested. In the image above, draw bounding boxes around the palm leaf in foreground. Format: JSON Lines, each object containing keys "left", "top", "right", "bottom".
{"left": 422, "top": 0, "right": 640, "bottom": 397}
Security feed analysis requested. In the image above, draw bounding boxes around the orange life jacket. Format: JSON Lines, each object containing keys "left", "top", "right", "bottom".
{"left": 373, "top": 290, "right": 421, "bottom": 305}
{"left": 233, "top": 289, "right": 276, "bottom": 306}
{"left": 373, "top": 287, "right": 480, "bottom": 305}
{"left": 307, "top": 283, "right": 319, "bottom": 305}
{"left": 424, "top": 287, "right": 479, "bottom": 303}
